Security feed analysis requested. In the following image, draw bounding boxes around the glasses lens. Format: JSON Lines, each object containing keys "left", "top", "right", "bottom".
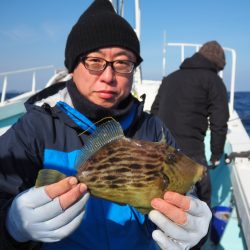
{"left": 84, "top": 57, "right": 106, "bottom": 71}
{"left": 82, "top": 57, "right": 134, "bottom": 74}
{"left": 113, "top": 60, "right": 134, "bottom": 73}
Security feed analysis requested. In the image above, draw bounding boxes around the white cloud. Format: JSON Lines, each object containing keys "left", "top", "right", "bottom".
{"left": 41, "top": 21, "right": 66, "bottom": 41}
{"left": 0, "top": 25, "right": 40, "bottom": 42}
{"left": 0, "top": 21, "right": 65, "bottom": 44}
{"left": 41, "top": 22, "right": 57, "bottom": 38}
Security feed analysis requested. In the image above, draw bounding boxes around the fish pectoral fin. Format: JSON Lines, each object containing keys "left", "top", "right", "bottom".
{"left": 35, "top": 169, "right": 67, "bottom": 187}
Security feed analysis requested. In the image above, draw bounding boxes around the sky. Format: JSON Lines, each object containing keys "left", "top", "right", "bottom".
{"left": 0, "top": 0, "right": 249, "bottom": 91}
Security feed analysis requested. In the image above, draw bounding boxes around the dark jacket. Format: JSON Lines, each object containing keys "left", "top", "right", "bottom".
{"left": 0, "top": 80, "right": 176, "bottom": 250}
{"left": 151, "top": 53, "right": 229, "bottom": 161}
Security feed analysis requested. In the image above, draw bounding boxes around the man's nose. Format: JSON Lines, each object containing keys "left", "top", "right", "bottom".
{"left": 101, "top": 64, "right": 115, "bottom": 82}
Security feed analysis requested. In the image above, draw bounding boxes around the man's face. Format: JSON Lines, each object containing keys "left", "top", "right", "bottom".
{"left": 72, "top": 47, "right": 136, "bottom": 108}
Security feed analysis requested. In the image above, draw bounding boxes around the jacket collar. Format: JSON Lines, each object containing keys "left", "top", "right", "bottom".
{"left": 24, "top": 79, "right": 144, "bottom": 132}
{"left": 180, "top": 53, "right": 219, "bottom": 73}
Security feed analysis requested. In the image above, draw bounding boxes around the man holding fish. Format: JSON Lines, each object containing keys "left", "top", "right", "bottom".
{"left": 0, "top": 0, "right": 211, "bottom": 249}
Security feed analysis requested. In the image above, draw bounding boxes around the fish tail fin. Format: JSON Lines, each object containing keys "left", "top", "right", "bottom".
{"left": 75, "top": 120, "right": 124, "bottom": 170}
{"left": 35, "top": 169, "right": 67, "bottom": 187}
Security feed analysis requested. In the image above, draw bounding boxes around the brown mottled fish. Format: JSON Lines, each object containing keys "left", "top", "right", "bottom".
{"left": 36, "top": 120, "right": 205, "bottom": 213}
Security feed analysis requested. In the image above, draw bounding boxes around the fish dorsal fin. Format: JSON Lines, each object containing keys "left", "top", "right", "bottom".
{"left": 75, "top": 119, "right": 124, "bottom": 170}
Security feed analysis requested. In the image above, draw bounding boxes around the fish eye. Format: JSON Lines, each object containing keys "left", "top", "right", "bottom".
{"left": 165, "top": 153, "right": 177, "bottom": 164}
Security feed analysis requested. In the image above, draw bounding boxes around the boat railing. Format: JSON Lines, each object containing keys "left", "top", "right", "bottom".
{"left": 111, "top": 0, "right": 142, "bottom": 87}
{"left": 162, "top": 42, "right": 237, "bottom": 116}
{"left": 0, "top": 65, "right": 55, "bottom": 105}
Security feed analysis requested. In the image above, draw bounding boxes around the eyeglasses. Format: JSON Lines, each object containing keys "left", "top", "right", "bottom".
{"left": 80, "top": 56, "right": 135, "bottom": 74}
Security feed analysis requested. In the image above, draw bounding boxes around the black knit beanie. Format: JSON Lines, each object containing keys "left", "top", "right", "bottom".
{"left": 65, "top": 0, "right": 143, "bottom": 73}
{"left": 198, "top": 41, "right": 226, "bottom": 70}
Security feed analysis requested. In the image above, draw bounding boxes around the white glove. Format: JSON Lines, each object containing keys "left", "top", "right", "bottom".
{"left": 149, "top": 196, "right": 211, "bottom": 250}
{"left": 6, "top": 186, "right": 89, "bottom": 242}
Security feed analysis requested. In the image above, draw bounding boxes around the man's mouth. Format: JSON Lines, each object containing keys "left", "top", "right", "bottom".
{"left": 96, "top": 90, "right": 117, "bottom": 99}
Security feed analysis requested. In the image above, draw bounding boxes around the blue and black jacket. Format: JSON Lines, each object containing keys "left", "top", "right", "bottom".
{"left": 0, "top": 80, "right": 176, "bottom": 250}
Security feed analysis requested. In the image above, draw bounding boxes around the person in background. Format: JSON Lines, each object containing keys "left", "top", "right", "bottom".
{"left": 151, "top": 40, "right": 229, "bottom": 248}
{"left": 0, "top": 1, "right": 211, "bottom": 250}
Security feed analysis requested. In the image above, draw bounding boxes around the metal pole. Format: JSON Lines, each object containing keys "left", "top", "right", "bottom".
{"left": 119, "top": 0, "right": 124, "bottom": 16}
{"left": 181, "top": 45, "right": 185, "bottom": 62}
{"left": 162, "top": 31, "right": 167, "bottom": 77}
{"left": 32, "top": 71, "right": 36, "bottom": 93}
{"left": 134, "top": 0, "right": 142, "bottom": 85}
{"left": 229, "top": 49, "right": 237, "bottom": 116}
{"left": 1, "top": 76, "right": 7, "bottom": 104}
{"left": 135, "top": 0, "right": 141, "bottom": 40}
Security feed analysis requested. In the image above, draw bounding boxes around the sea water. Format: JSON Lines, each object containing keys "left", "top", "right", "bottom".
{"left": 234, "top": 92, "right": 250, "bottom": 135}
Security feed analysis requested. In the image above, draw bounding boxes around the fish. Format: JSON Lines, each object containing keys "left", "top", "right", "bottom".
{"left": 35, "top": 119, "right": 205, "bottom": 214}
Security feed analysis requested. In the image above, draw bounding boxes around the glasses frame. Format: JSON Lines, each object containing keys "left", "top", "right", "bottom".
{"left": 80, "top": 56, "right": 136, "bottom": 74}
